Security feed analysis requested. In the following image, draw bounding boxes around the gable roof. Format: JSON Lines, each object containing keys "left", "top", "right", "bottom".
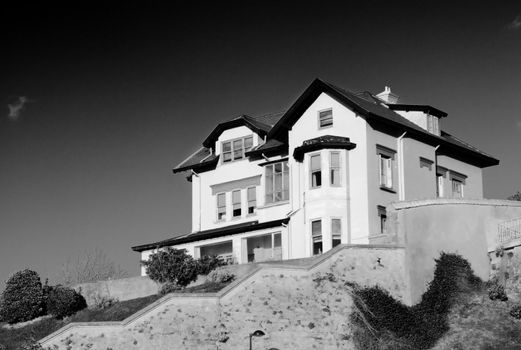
{"left": 267, "top": 78, "right": 498, "bottom": 168}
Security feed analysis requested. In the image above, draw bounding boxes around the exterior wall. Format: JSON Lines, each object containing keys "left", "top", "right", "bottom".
{"left": 402, "top": 137, "right": 437, "bottom": 200}
{"left": 73, "top": 276, "right": 161, "bottom": 306}
{"left": 437, "top": 155, "right": 483, "bottom": 199}
{"left": 42, "top": 245, "right": 408, "bottom": 350}
{"left": 288, "top": 92, "right": 369, "bottom": 248}
{"left": 394, "top": 110, "right": 428, "bottom": 130}
{"left": 382, "top": 199, "right": 521, "bottom": 304}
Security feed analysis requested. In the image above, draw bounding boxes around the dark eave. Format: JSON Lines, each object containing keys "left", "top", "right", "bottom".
{"left": 388, "top": 104, "right": 448, "bottom": 118}
{"left": 202, "top": 115, "right": 271, "bottom": 149}
{"left": 245, "top": 139, "right": 288, "bottom": 159}
{"left": 131, "top": 218, "right": 290, "bottom": 252}
{"left": 293, "top": 135, "right": 356, "bottom": 162}
{"left": 173, "top": 154, "right": 219, "bottom": 174}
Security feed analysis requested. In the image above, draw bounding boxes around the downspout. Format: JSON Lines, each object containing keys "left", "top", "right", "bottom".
{"left": 397, "top": 132, "right": 407, "bottom": 201}
{"left": 434, "top": 145, "right": 441, "bottom": 197}
{"left": 191, "top": 169, "right": 201, "bottom": 232}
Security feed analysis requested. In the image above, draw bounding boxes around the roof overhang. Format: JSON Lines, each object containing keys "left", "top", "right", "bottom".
{"left": 388, "top": 104, "right": 448, "bottom": 118}
{"left": 293, "top": 135, "right": 356, "bottom": 162}
{"left": 131, "top": 218, "right": 290, "bottom": 252}
{"left": 202, "top": 115, "right": 271, "bottom": 149}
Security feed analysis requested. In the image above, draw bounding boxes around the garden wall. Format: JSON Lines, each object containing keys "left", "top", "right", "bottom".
{"left": 41, "top": 245, "right": 407, "bottom": 350}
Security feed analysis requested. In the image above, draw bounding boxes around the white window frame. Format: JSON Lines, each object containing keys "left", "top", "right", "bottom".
{"left": 216, "top": 192, "right": 226, "bottom": 221}
{"left": 232, "top": 189, "right": 242, "bottom": 218}
{"left": 247, "top": 186, "right": 256, "bottom": 215}
{"left": 318, "top": 108, "right": 333, "bottom": 128}
{"left": 310, "top": 153, "right": 322, "bottom": 189}
{"left": 376, "top": 145, "right": 396, "bottom": 190}
{"left": 221, "top": 135, "right": 254, "bottom": 163}
{"left": 311, "top": 219, "right": 323, "bottom": 255}
{"left": 377, "top": 206, "right": 387, "bottom": 235}
{"left": 331, "top": 217, "right": 342, "bottom": 248}
{"left": 265, "top": 161, "right": 290, "bottom": 204}
{"left": 330, "top": 151, "right": 341, "bottom": 187}
{"left": 449, "top": 171, "right": 466, "bottom": 199}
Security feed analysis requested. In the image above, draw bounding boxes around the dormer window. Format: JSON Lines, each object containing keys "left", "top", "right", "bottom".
{"left": 318, "top": 109, "right": 333, "bottom": 128}
{"left": 222, "top": 135, "right": 254, "bottom": 163}
{"left": 427, "top": 115, "right": 439, "bottom": 135}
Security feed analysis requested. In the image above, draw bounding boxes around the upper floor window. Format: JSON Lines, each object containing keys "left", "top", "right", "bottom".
{"left": 427, "top": 115, "right": 439, "bottom": 135}
{"left": 312, "top": 219, "right": 322, "bottom": 255}
{"left": 436, "top": 167, "right": 447, "bottom": 198}
{"left": 310, "top": 154, "right": 322, "bottom": 188}
{"left": 330, "top": 152, "right": 341, "bottom": 186}
{"left": 232, "top": 190, "right": 241, "bottom": 218}
{"left": 247, "top": 187, "right": 256, "bottom": 214}
{"left": 222, "top": 135, "right": 254, "bottom": 163}
{"left": 217, "top": 193, "right": 226, "bottom": 221}
{"left": 318, "top": 109, "right": 333, "bottom": 128}
{"left": 376, "top": 145, "right": 396, "bottom": 190}
{"left": 265, "top": 161, "right": 289, "bottom": 204}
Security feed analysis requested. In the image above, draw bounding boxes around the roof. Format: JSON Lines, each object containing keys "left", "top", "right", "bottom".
{"left": 131, "top": 218, "right": 290, "bottom": 252}
{"left": 174, "top": 78, "right": 498, "bottom": 172}
{"left": 293, "top": 135, "right": 357, "bottom": 162}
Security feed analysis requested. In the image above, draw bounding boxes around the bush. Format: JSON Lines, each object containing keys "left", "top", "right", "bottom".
{"left": 206, "top": 269, "right": 235, "bottom": 284}
{"left": 0, "top": 269, "right": 45, "bottom": 324}
{"left": 197, "top": 255, "right": 225, "bottom": 275}
{"left": 91, "top": 293, "right": 118, "bottom": 310}
{"left": 350, "top": 252, "right": 483, "bottom": 350}
{"left": 159, "top": 282, "right": 183, "bottom": 295}
{"left": 142, "top": 248, "right": 199, "bottom": 287}
{"left": 488, "top": 282, "right": 508, "bottom": 301}
{"left": 45, "top": 286, "right": 87, "bottom": 319}
{"left": 510, "top": 305, "right": 521, "bottom": 319}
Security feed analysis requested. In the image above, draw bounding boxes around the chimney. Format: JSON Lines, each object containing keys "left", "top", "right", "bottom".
{"left": 376, "top": 86, "right": 399, "bottom": 104}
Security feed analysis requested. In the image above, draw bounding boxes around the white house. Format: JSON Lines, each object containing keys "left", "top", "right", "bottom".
{"left": 132, "top": 79, "right": 499, "bottom": 274}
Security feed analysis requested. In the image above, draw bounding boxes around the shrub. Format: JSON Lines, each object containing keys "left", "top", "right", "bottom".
{"left": 206, "top": 269, "right": 235, "bottom": 284}
{"left": 0, "top": 269, "right": 45, "bottom": 324}
{"left": 350, "top": 252, "right": 482, "bottom": 350}
{"left": 159, "top": 282, "right": 183, "bottom": 295}
{"left": 510, "top": 305, "right": 521, "bottom": 319}
{"left": 91, "top": 293, "right": 118, "bottom": 310}
{"left": 488, "top": 282, "right": 508, "bottom": 301}
{"left": 197, "top": 255, "right": 225, "bottom": 275}
{"left": 142, "top": 248, "right": 199, "bottom": 287}
{"left": 45, "top": 286, "right": 87, "bottom": 319}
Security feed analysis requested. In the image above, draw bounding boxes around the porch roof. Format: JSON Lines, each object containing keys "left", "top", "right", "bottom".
{"left": 131, "top": 218, "right": 290, "bottom": 252}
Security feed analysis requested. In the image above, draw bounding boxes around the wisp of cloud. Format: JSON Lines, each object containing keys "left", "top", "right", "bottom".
{"left": 507, "top": 15, "right": 521, "bottom": 30}
{"left": 7, "top": 96, "right": 30, "bottom": 121}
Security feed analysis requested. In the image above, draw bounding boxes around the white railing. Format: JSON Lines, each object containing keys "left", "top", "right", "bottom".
{"left": 498, "top": 218, "right": 521, "bottom": 243}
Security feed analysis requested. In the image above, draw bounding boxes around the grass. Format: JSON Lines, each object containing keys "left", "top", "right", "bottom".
{"left": 0, "top": 281, "right": 231, "bottom": 349}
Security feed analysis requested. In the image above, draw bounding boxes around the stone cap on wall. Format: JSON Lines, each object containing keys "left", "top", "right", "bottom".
{"left": 390, "top": 198, "right": 521, "bottom": 210}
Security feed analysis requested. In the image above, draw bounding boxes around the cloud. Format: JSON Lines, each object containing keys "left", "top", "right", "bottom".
{"left": 506, "top": 15, "right": 521, "bottom": 30}
{"left": 7, "top": 96, "right": 31, "bottom": 121}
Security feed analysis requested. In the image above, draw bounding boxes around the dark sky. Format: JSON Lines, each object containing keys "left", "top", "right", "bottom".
{"left": 1, "top": 1, "right": 521, "bottom": 286}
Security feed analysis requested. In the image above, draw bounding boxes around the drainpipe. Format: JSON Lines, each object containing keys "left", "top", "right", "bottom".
{"left": 191, "top": 170, "right": 201, "bottom": 232}
{"left": 397, "top": 132, "right": 407, "bottom": 201}
{"left": 434, "top": 145, "right": 441, "bottom": 197}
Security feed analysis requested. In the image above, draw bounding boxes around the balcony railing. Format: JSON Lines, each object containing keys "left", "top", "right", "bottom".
{"left": 498, "top": 218, "right": 521, "bottom": 243}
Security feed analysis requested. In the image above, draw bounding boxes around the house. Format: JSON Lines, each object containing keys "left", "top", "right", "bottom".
{"left": 132, "top": 78, "right": 499, "bottom": 274}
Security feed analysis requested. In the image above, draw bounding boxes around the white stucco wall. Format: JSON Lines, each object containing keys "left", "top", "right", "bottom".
{"left": 437, "top": 155, "right": 483, "bottom": 199}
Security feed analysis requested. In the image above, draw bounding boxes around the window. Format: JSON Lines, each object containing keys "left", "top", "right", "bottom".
{"left": 427, "top": 115, "right": 439, "bottom": 135}
{"left": 217, "top": 193, "right": 226, "bottom": 221}
{"left": 377, "top": 146, "right": 395, "bottom": 190}
{"left": 221, "top": 135, "right": 254, "bottom": 163}
{"left": 310, "top": 154, "right": 322, "bottom": 188}
{"left": 265, "top": 161, "right": 290, "bottom": 204}
{"left": 419, "top": 157, "right": 433, "bottom": 171}
{"left": 377, "top": 206, "right": 387, "bottom": 234}
{"left": 232, "top": 190, "right": 241, "bottom": 218}
{"left": 312, "top": 219, "right": 322, "bottom": 255}
{"left": 332, "top": 218, "right": 341, "bottom": 248}
{"left": 318, "top": 109, "right": 333, "bottom": 128}
{"left": 330, "top": 152, "right": 341, "bottom": 186}
{"left": 247, "top": 187, "right": 256, "bottom": 214}
{"left": 437, "top": 174, "right": 444, "bottom": 197}
{"left": 450, "top": 171, "right": 466, "bottom": 199}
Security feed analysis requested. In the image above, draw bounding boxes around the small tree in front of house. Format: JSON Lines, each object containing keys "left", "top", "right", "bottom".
{"left": 508, "top": 191, "right": 521, "bottom": 201}
{"left": 142, "top": 248, "right": 199, "bottom": 287}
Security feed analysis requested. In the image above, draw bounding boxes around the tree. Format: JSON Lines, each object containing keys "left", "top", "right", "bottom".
{"left": 0, "top": 269, "right": 45, "bottom": 324}
{"left": 56, "top": 247, "right": 128, "bottom": 286}
{"left": 142, "top": 247, "right": 199, "bottom": 287}
{"left": 508, "top": 191, "right": 521, "bottom": 201}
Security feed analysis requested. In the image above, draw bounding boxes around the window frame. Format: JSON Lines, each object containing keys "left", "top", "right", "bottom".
{"left": 310, "top": 153, "right": 322, "bottom": 189}
{"left": 264, "top": 161, "right": 290, "bottom": 205}
{"left": 216, "top": 192, "right": 227, "bottom": 221}
{"left": 311, "top": 219, "right": 323, "bottom": 255}
{"left": 221, "top": 135, "right": 254, "bottom": 164}
{"left": 377, "top": 206, "right": 387, "bottom": 235}
{"left": 330, "top": 151, "right": 341, "bottom": 187}
{"left": 231, "top": 189, "right": 242, "bottom": 218}
{"left": 449, "top": 171, "right": 466, "bottom": 199}
{"left": 331, "top": 217, "right": 342, "bottom": 248}
{"left": 247, "top": 186, "right": 257, "bottom": 215}
{"left": 318, "top": 108, "right": 333, "bottom": 129}
{"left": 376, "top": 145, "right": 396, "bottom": 191}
